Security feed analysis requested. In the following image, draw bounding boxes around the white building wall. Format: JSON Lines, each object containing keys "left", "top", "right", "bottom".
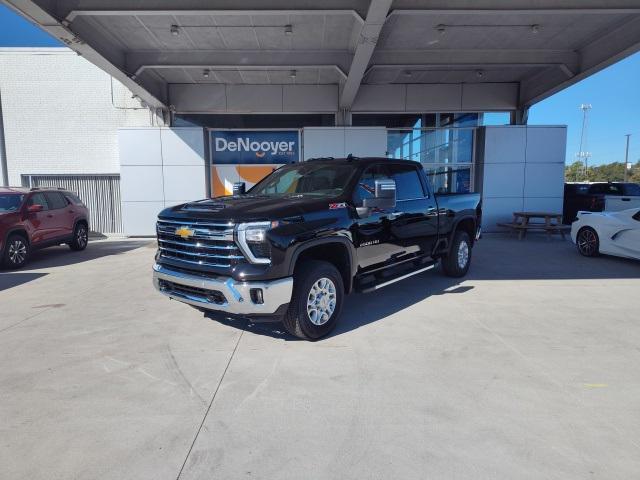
{"left": 0, "top": 48, "right": 153, "bottom": 185}
{"left": 119, "top": 128, "right": 207, "bottom": 236}
{"left": 302, "top": 127, "right": 387, "bottom": 159}
{"left": 479, "top": 125, "right": 567, "bottom": 231}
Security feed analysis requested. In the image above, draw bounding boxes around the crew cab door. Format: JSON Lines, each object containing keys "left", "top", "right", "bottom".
{"left": 352, "top": 164, "right": 400, "bottom": 270}
{"left": 387, "top": 163, "right": 439, "bottom": 256}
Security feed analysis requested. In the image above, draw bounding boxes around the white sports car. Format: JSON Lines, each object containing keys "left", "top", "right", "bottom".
{"left": 571, "top": 208, "right": 640, "bottom": 260}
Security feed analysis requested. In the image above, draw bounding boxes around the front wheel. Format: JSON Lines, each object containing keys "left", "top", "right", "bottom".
{"left": 441, "top": 230, "right": 472, "bottom": 278}
{"left": 3, "top": 234, "right": 30, "bottom": 269}
{"left": 69, "top": 222, "right": 88, "bottom": 251}
{"left": 576, "top": 227, "right": 599, "bottom": 257}
{"left": 282, "top": 260, "right": 344, "bottom": 340}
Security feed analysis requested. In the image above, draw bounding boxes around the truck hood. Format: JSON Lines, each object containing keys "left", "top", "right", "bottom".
{"left": 159, "top": 194, "right": 344, "bottom": 222}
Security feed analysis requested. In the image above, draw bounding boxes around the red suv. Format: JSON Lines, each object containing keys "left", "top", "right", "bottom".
{"left": 0, "top": 187, "right": 89, "bottom": 269}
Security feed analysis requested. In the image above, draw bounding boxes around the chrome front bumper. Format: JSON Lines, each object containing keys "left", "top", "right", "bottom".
{"left": 152, "top": 263, "right": 293, "bottom": 315}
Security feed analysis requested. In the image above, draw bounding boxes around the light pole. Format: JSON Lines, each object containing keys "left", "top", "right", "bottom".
{"left": 578, "top": 103, "right": 592, "bottom": 180}
{"left": 624, "top": 134, "right": 631, "bottom": 182}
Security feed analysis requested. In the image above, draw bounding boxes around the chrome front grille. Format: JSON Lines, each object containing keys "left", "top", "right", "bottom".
{"left": 156, "top": 218, "right": 244, "bottom": 268}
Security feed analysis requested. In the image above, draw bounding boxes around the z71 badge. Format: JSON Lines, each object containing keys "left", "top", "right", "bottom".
{"left": 329, "top": 203, "right": 347, "bottom": 210}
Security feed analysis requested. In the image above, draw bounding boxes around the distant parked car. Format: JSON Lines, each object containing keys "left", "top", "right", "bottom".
{"left": 0, "top": 187, "right": 89, "bottom": 269}
{"left": 563, "top": 182, "right": 640, "bottom": 224}
{"left": 571, "top": 208, "right": 640, "bottom": 260}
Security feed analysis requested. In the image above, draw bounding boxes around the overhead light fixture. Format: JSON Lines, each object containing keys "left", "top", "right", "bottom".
{"left": 436, "top": 24, "right": 446, "bottom": 35}
{"left": 284, "top": 24, "right": 293, "bottom": 36}
{"left": 476, "top": 70, "right": 484, "bottom": 78}
{"left": 203, "top": 69, "right": 210, "bottom": 78}
{"left": 170, "top": 25, "right": 180, "bottom": 36}
{"left": 289, "top": 70, "right": 297, "bottom": 79}
{"left": 531, "top": 24, "right": 540, "bottom": 34}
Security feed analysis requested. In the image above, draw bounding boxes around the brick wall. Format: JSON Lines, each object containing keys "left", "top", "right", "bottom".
{"left": 0, "top": 48, "right": 153, "bottom": 185}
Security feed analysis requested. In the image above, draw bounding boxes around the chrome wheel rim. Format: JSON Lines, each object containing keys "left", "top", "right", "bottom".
{"left": 77, "top": 226, "right": 88, "bottom": 248}
{"left": 457, "top": 240, "right": 469, "bottom": 269}
{"left": 8, "top": 239, "right": 27, "bottom": 264}
{"left": 306, "top": 277, "right": 337, "bottom": 326}
{"left": 578, "top": 229, "right": 597, "bottom": 255}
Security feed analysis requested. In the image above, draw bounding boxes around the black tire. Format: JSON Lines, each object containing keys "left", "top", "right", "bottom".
{"left": 576, "top": 227, "right": 599, "bottom": 257}
{"left": 69, "top": 222, "right": 89, "bottom": 251}
{"left": 282, "top": 260, "right": 344, "bottom": 340}
{"left": 3, "top": 233, "right": 30, "bottom": 269}
{"left": 441, "top": 230, "right": 472, "bottom": 278}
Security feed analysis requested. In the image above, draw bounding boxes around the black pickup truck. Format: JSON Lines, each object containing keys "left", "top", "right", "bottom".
{"left": 153, "top": 157, "right": 481, "bottom": 340}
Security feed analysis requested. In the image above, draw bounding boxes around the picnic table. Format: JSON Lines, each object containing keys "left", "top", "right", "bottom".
{"left": 497, "top": 211, "right": 570, "bottom": 240}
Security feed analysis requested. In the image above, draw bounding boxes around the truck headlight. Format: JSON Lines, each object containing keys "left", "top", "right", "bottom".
{"left": 236, "top": 221, "right": 278, "bottom": 264}
{"left": 245, "top": 226, "right": 268, "bottom": 243}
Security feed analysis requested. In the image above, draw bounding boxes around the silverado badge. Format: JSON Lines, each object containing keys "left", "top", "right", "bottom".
{"left": 175, "top": 226, "right": 195, "bottom": 239}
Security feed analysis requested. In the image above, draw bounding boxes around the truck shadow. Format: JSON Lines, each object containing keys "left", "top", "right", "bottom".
{"left": 204, "top": 235, "right": 640, "bottom": 340}
{"left": 206, "top": 266, "right": 466, "bottom": 341}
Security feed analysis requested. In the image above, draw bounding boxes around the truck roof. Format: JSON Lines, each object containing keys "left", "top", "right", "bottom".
{"left": 305, "top": 156, "right": 419, "bottom": 167}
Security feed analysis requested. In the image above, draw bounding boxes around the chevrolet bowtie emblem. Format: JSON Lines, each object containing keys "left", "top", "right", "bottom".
{"left": 175, "top": 226, "right": 195, "bottom": 239}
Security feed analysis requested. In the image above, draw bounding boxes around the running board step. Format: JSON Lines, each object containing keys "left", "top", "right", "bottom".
{"left": 359, "top": 262, "right": 437, "bottom": 293}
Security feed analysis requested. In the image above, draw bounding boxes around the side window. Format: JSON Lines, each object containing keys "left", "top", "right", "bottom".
{"left": 353, "top": 165, "right": 390, "bottom": 206}
{"left": 28, "top": 192, "right": 50, "bottom": 210}
{"left": 45, "top": 192, "right": 69, "bottom": 210}
{"left": 388, "top": 164, "right": 425, "bottom": 200}
{"left": 624, "top": 184, "right": 640, "bottom": 196}
{"left": 633, "top": 210, "right": 640, "bottom": 222}
{"left": 65, "top": 192, "right": 84, "bottom": 205}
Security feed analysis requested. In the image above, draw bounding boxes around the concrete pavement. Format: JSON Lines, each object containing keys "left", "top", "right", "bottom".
{"left": 1, "top": 236, "right": 639, "bottom": 479}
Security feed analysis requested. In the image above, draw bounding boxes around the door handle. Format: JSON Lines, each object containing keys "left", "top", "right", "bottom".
{"left": 47, "top": 214, "right": 54, "bottom": 218}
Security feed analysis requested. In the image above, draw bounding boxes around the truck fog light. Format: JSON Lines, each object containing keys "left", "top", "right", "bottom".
{"left": 250, "top": 288, "right": 264, "bottom": 304}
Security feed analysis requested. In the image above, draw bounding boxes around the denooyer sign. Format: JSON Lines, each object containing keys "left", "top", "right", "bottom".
{"left": 210, "top": 130, "right": 300, "bottom": 164}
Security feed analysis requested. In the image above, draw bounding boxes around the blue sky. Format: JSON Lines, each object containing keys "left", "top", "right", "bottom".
{"left": 1, "top": 4, "right": 639, "bottom": 166}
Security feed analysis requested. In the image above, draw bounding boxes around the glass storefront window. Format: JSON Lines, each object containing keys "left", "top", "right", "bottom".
{"left": 387, "top": 128, "right": 475, "bottom": 164}
{"left": 481, "top": 112, "right": 511, "bottom": 125}
{"left": 387, "top": 125, "right": 477, "bottom": 194}
{"left": 425, "top": 166, "right": 472, "bottom": 194}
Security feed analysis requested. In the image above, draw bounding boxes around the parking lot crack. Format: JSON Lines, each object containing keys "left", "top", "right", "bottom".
{"left": 176, "top": 330, "right": 244, "bottom": 480}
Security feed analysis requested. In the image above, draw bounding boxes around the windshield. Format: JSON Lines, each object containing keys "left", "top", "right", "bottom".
{"left": 0, "top": 194, "right": 25, "bottom": 213}
{"left": 249, "top": 163, "right": 356, "bottom": 197}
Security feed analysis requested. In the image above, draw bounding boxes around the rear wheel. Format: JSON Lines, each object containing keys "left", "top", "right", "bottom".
{"left": 441, "top": 230, "right": 472, "bottom": 277}
{"left": 69, "top": 222, "right": 88, "bottom": 251}
{"left": 3, "top": 234, "right": 30, "bottom": 269}
{"left": 282, "top": 260, "right": 344, "bottom": 340}
{"left": 576, "top": 227, "right": 599, "bottom": 257}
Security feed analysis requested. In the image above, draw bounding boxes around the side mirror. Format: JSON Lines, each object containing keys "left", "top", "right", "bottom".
{"left": 233, "top": 182, "right": 246, "bottom": 195}
{"left": 363, "top": 179, "right": 396, "bottom": 209}
{"left": 27, "top": 204, "right": 44, "bottom": 213}
{"left": 357, "top": 179, "right": 396, "bottom": 218}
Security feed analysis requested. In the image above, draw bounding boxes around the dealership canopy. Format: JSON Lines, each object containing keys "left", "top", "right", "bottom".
{"left": 5, "top": 0, "right": 640, "bottom": 120}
